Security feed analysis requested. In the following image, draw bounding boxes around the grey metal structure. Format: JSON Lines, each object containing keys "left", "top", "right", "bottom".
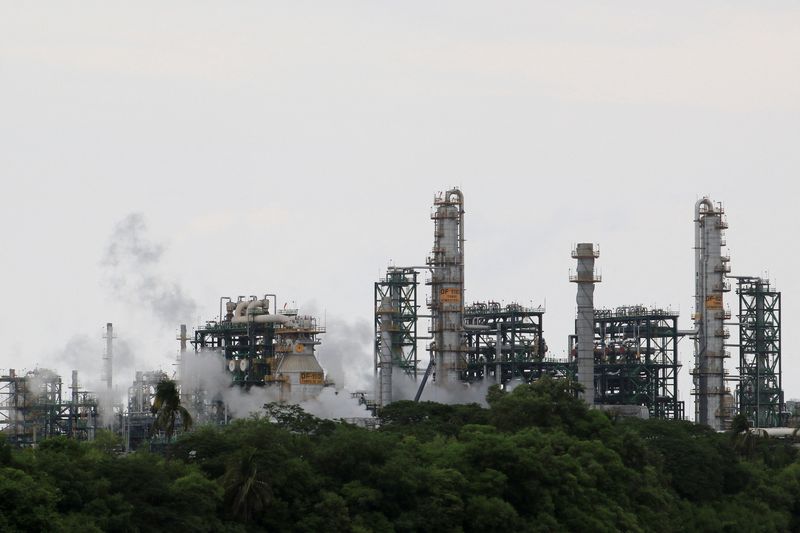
{"left": 428, "top": 189, "right": 465, "bottom": 385}
{"left": 692, "top": 198, "right": 732, "bottom": 430}
{"left": 571, "top": 243, "right": 601, "bottom": 405}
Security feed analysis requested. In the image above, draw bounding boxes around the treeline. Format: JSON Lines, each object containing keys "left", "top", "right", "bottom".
{"left": 1, "top": 378, "right": 800, "bottom": 532}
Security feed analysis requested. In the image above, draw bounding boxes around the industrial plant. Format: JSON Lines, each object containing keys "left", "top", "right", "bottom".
{"left": 372, "top": 189, "right": 786, "bottom": 430}
{"left": 0, "top": 188, "right": 790, "bottom": 449}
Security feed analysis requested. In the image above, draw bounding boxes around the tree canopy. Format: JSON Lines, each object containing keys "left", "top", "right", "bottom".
{"left": 2, "top": 378, "right": 799, "bottom": 532}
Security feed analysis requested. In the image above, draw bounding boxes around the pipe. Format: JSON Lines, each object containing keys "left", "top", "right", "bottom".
{"left": 414, "top": 359, "right": 434, "bottom": 402}
{"left": 231, "top": 313, "right": 294, "bottom": 325}
{"left": 233, "top": 300, "right": 249, "bottom": 320}
{"left": 263, "top": 294, "right": 277, "bottom": 317}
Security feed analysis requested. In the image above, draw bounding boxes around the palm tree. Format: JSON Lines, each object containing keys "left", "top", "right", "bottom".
{"left": 150, "top": 379, "right": 192, "bottom": 440}
{"left": 222, "top": 448, "right": 272, "bottom": 523}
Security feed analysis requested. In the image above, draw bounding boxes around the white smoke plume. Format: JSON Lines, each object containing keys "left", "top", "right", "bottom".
{"left": 181, "top": 348, "right": 371, "bottom": 421}
{"left": 300, "top": 387, "right": 372, "bottom": 419}
{"left": 181, "top": 349, "right": 280, "bottom": 419}
{"left": 316, "top": 317, "right": 374, "bottom": 391}
{"left": 391, "top": 370, "right": 491, "bottom": 406}
{"left": 102, "top": 213, "right": 197, "bottom": 325}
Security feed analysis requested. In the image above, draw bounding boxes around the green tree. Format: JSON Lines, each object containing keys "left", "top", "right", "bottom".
{"left": 221, "top": 447, "right": 273, "bottom": 524}
{"left": 151, "top": 379, "right": 192, "bottom": 440}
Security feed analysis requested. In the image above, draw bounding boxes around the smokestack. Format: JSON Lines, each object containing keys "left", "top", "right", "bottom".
{"left": 571, "top": 243, "right": 600, "bottom": 405}
{"left": 104, "top": 323, "right": 114, "bottom": 392}
{"left": 429, "top": 189, "right": 465, "bottom": 385}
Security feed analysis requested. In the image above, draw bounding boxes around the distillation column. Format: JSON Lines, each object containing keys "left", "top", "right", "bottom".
{"left": 571, "top": 243, "right": 600, "bottom": 405}
{"left": 377, "top": 296, "right": 394, "bottom": 406}
{"left": 693, "top": 198, "right": 730, "bottom": 430}
{"left": 428, "top": 189, "right": 465, "bottom": 385}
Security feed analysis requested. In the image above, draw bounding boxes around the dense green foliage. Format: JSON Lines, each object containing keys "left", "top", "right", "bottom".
{"left": 2, "top": 377, "right": 799, "bottom": 532}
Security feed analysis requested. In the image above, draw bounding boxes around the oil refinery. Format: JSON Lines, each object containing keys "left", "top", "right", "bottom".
{"left": 0, "top": 188, "right": 790, "bottom": 448}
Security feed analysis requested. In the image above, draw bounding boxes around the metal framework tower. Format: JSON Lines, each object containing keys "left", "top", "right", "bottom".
{"left": 571, "top": 243, "right": 601, "bottom": 405}
{"left": 428, "top": 189, "right": 465, "bottom": 385}
{"left": 374, "top": 268, "right": 420, "bottom": 388}
{"left": 571, "top": 307, "right": 684, "bottom": 419}
{"left": 736, "top": 277, "right": 785, "bottom": 427}
{"left": 692, "top": 198, "right": 732, "bottom": 430}
{"left": 0, "top": 369, "right": 97, "bottom": 446}
{"left": 462, "top": 302, "right": 555, "bottom": 383}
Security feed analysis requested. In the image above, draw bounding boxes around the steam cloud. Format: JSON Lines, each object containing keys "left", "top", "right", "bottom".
{"left": 316, "top": 317, "right": 374, "bottom": 391}
{"left": 181, "top": 348, "right": 371, "bottom": 421}
{"left": 102, "top": 213, "right": 197, "bottom": 325}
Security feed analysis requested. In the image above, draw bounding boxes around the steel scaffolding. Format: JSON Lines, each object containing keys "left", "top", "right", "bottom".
{"left": 463, "top": 302, "right": 556, "bottom": 383}
{"left": 570, "top": 306, "right": 685, "bottom": 419}
{"left": 736, "top": 278, "right": 785, "bottom": 427}
{"left": 374, "top": 268, "right": 421, "bottom": 378}
{"left": 0, "top": 369, "right": 97, "bottom": 446}
{"left": 123, "top": 370, "right": 168, "bottom": 451}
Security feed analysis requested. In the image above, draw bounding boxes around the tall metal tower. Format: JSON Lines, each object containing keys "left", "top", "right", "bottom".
{"left": 571, "top": 243, "right": 600, "bottom": 405}
{"left": 428, "top": 189, "right": 465, "bottom": 385}
{"left": 692, "top": 198, "right": 732, "bottom": 430}
{"left": 374, "top": 267, "right": 420, "bottom": 406}
{"left": 736, "top": 277, "right": 785, "bottom": 427}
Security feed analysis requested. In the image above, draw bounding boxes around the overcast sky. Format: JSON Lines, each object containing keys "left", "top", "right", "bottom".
{"left": 1, "top": 2, "right": 798, "bottom": 419}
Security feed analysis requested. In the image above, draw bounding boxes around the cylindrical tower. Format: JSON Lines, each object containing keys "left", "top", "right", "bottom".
{"left": 693, "top": 198, "right": 730, "bottom": 430}
{"left": 378, "top": 296, "right": 394, "bottom": 406}
{"left": 571, "top": 243, "right": 600, "bottom": 405}
{"left": 428, "top": 189, "right": 465, "bottom": 385}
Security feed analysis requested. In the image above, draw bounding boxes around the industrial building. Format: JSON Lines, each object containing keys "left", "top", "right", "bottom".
{"left": 0, "top": 189, "right": 789, "bottom": 450}
{"left": 0, "top": 368, "right": 97, "bottom": 446}
{"left": 570, "top": 306, "right": 684, "bottom": 419}
{"left": 185, "top": 296, "right": 328, "bottom": 423}
{"left": 374, "top": 190, "right": 784, "bottom": 427}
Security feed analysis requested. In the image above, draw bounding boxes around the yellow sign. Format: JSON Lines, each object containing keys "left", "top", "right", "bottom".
{"left": 705, "top": 295, "right": 723, "bottom": 310}
{"left": 300, "top": 372, "right": 324, "bottom": 385}
{"left": 440, "top": 288, "right": 461, "bottom": 304}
